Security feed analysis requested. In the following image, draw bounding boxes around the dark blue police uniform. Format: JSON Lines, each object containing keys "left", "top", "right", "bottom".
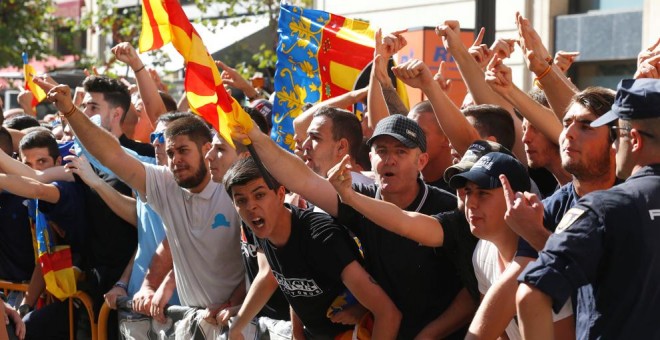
{"left": 519, "top": 164, "right": 660, "bottom": 339}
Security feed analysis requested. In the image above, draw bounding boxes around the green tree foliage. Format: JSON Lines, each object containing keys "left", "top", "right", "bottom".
{"left": 0, "top": 0, "right": 58, "bottom": 68}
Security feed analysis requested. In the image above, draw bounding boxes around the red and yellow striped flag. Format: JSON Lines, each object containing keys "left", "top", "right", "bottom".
{"left": 138, "top": 0, "right": 252, "bottom": 147}
{"left": 22, "top": 53, "right": 47, "bottom": 108}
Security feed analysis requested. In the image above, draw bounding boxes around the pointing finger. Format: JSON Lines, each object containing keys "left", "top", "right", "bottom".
{"left": 500, "top": 174, "right": 516, "bottom": 209}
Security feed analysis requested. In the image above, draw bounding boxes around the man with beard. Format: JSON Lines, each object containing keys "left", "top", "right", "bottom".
{"left": 463, "top": 87, "right": 616, "bottom": 339}
{"left": 37, "top": 79, "right": 245, "bottom": 337}
{"left": 517, "top": 78, "right": 660, "bottom": 338}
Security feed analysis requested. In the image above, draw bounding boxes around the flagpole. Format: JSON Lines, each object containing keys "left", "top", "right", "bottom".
{"left": 246, "top": 143, "right": 277, "bottom": 190}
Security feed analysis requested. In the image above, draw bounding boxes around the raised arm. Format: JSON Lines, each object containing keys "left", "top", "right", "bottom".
{"left": 517, "top": 12, "right": 577, "bottom": 119}
{"left": 437, "top": 21, "right": 526, "bottom": 162}
{"left": 392, "top": 58, "right": 480, "bottom": 155}
{"left": 0, "top": 174, "right": 60, "bottom": 203}
{"left": 367, "top": 28, "right": 409, "bottom": 129}
{"left": 293, "top": 86, "right": 368, "bottom": 144}
{"left": 0, "top": 147, "right": 74, "bottom": 182}
{"left": 243, "top": 124, "right": 340, "bottom": 216}
{"left": 342, "top": 261, "right": 401, "bottom": 339}
{"left": 486, "top": 57, "right": 563, "bottom": 143}
{"left": 36, "top": 79, "right": 148, "bottom": 197}
{"left": 64, "top": 155, "right": 137, "bottom": 227}
{"left": 112, "top": 43, "right": 166, "bottom": 128}
{"left": 328, "top": 155, "right": 444, "bottom": 246}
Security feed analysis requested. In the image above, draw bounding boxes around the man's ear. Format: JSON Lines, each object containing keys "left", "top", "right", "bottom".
{"left": 276, "top": 185, "right": 286, "bottom": 203}
{"left": 55, "top": 155, "right": 62, "bottom": 166}
{"left": 336, "top": 138, "right": 349, "bottom": 157}
{"left": 417, "top": 151, "right": 429, "bottom": 171}
{"left": 630, "top": 128, "right": 644, "bottom": 153}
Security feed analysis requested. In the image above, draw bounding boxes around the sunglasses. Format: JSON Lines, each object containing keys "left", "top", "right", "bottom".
{"left": 150, "top": 131, "right": 165, "bottom": 144}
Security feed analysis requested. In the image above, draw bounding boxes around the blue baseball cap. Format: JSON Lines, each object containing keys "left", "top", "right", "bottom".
{"left": 591, "top": 78, "right": 660, "bottom": 127}
{"left": 449, "top": 152, "right": 530, "bottom": 192}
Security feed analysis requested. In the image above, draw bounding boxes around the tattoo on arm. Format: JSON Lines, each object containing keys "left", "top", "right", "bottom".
{"left": 382, "top": 87, "right": 408, "bottom": 115}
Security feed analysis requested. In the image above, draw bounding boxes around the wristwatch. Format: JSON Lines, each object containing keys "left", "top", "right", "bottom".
{"left": 18, "top": 303, "right": 31, "bottom": 317}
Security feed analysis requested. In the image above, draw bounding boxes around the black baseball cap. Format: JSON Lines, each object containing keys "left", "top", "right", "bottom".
{"left": 449, "top": 152, "right": 530, "bottom": 192}
{"left": 443, "top": 140, "right": 514, "bottom": 183}
{"left": 591, "top": 78, "right": 660, "bottom": 127}
{"left": 367, "top": 114, "right": 427, "bottom": 152}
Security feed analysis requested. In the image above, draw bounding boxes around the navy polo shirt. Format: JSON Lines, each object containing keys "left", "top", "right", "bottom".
{"left": 519, "top": 164, "right": 660, "bottom": 339}
{"left": 516, "top": 182, "right": 579, "bottom": 258}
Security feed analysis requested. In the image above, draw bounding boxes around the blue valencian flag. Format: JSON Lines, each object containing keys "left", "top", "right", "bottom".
{"left": 272, "top": 5, "right": 378, "bottom": 151}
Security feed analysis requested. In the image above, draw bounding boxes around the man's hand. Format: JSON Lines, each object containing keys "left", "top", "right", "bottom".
{"left": 637, "top": 37, "right": 660, "bottom": 69}
{"left": 500, "top": 174, "right": 545, "bottom": 246}
{"left": 490, "top": 38, "right": 516, "bottom": 59}
{"left": 485, "top": 57, "right": 514, "bottom": 97}
{"left": 150, "top": 279, "right": 175, "bottom": 323}
{"left": 433, "top": 61, "right": 452, "bottom": 92}
{"left": 516, "top": 11, "right": 553, "bottom": 76}
{"left": 373, "top": 54, "right": 393, "bottom": 88}
{"left": 435, "top": 20, "right": 462, "bottom": 50}
{"left": 328, "top": 155, "right": 355, "bottom": 204}
{"left": 216, "top": 60, "right": 254, "bottom": 95}
{"left": 64, "top": 154, "right": 103, "bottom": 189}
{"left": 634, "top": 52, "right": 660, "bottom": 79}
{"left": 103, "top": 285, "right": 127, "bottom": 310}
{"left": 5, "top": 303, "right": 26, "bottom": 340}
{"left": 35, "top": 79, "right": 74, "bottom": 114}
{"left": 132, "top": 285, "right": 156, "bottom": 316}
{"left": 17, "top": 90, "right": 35, "bottom": 115}
{"left": 377, "top": 28, "right": 408, "bottom": 60}
{"left": 112, "top": 42, "right": 143, "bottom": 71}
{"left": 201, "top": 302, "right": 231, "bottom": 325}
{"left": 216, "top": 305, "right": 240, "bottom": 327}
{"left": 554, "top": 51, "right": 580, "bottom": 73}
{"left": 391, "top": 59, "right": 434, "bottom": 89}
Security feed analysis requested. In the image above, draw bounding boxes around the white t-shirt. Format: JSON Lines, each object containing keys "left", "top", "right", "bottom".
{"left": 473, "top": 240, "right": 573, "bottom": 340}
{"left": 144, "top": 164, "right": 244, "bottom": 308}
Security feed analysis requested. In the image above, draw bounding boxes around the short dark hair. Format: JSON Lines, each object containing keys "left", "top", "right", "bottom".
{"left": 82, "top": 75, "right": 131, "bottom": 115}
{"left": 410, "top": 100, "right": 434, "bottom": 114}
{"left": 156, "top": 111, "right": 195, "bottom": 125}
{"left": 243, "top": 106, "right": 270, "bottom": 134}
{"left": 0, "top": 127, "right": 13, "bottom": 155}
{"left": 159, "top": 91, "right": 178, "bottom": 113}
{"left": 462, "top": 104, "right": 515, "bottom": 151}
{"left": 3, "top": 114, "right": 40, "bottom": 131}
{"left": 164, "top": 115, "right": 212, "bottom": 148}
{"left": 569, "top": 87, "right": 615, "bottom": 119}
{"left": 19, "top": 130, "right": 60, "bottom": 161}
{"left": 313, "top": 106, "right": 363, "bottom": 160}
{"left": 223, "top": 156, "right": 280, "bottom": 197}
{"left": 528, "top": 87, "right": 549, "bottom": 108}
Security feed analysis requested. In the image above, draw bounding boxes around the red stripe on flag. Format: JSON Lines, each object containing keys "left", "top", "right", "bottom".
{"left": 38, "top": 248, "right": 73, "bottom": 274}
{"left": 143, "top": 0, "right": 165, "bottom": 50}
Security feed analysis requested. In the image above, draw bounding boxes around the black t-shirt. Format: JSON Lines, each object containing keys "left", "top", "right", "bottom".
{"left": 82, "top": 167, "right": 137, "bottom": 296}
{"left": 119, "top": 134, "right": 155, "bottom": 158}
{"left": 240, "top": 223, "right": 291, "bottom": 321}
{"left": 337, "top": 179, "right": 463, "bottom": 339}
{"left": 0, "top": 192, "right": 34, "bottom": 282}
{"left": 425, "top": 176, "right": 455, "bottom": 195}
{"left": 434, "top": 209, "right": 479, "bottom": 303}
{"left": 259, "top": 204, "right": 358, "bottom": 338}
{"left": 519, "top": 165, "right": 660, "bottom": 339}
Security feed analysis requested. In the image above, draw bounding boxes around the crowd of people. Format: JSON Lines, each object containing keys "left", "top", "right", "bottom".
{"left": 1, "top": 10, "right": 660, "bottom": 340}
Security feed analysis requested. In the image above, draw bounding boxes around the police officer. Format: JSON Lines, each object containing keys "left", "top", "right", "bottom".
{"left": 515, "top": 78, "right": 660, "bottom": 339}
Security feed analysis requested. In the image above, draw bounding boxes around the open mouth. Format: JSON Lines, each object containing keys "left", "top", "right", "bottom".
{"left": 384, "top": 172, "right": 395, "bottom": 177}
{"left": 252, "top": 218, "right": 265, "bottom": 229}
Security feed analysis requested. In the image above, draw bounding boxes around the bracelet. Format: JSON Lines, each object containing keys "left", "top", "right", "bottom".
{"left": 534, "top": 65, "right": 552, "bottom": 82}
{"left": 113, "top": 281, "right": 128, "bottom": 291}
{"left": 59, "top": 105, "right": 78, "bottom": 118}
{"left": 134, "top": 65, "right": 146, "bottom": 73}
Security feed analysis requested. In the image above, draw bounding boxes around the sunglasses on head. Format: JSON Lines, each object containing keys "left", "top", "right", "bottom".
{"left": 150, "top": 131, "right": 165, "bottom": 144}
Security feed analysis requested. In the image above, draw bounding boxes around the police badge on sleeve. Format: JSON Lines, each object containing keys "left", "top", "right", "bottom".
{"left": 555, "top": 208, "right": 586, "bottom": 234}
